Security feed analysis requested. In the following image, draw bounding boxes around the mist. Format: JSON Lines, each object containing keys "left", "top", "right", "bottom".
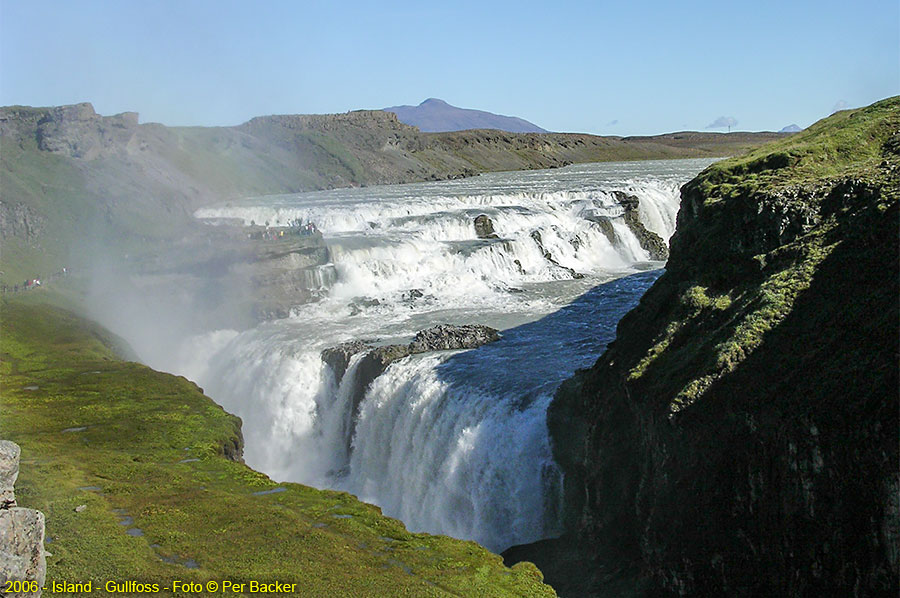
{"left": 70, "top": 159, "right": 710, "bottom": 553}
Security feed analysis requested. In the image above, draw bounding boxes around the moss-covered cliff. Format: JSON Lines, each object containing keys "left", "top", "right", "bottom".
{"left": 538, "top": 97, "right": 899, "bottom": 595}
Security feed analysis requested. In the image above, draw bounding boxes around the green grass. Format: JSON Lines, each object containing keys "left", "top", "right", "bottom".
{"left": 693, "top": 96, "right": 900, "bottom": 203}
{"left": 0, "top": 299, "right": 555, "bottom": 597}
{"left": 624, "top": 96, "right": 899, "bottom": 414}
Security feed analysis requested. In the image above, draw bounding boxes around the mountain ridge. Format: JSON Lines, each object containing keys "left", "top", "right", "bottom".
{"left": 384, "top": 98, "right": 549, "bottom": 133}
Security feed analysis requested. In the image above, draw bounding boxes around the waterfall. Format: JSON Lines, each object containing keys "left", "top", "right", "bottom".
{"left": 143, "top": 159, "right": 714, "bottom": 552}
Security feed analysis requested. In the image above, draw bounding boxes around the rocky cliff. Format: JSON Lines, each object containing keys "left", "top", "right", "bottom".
{"left": 514, "top": 98, "right": 900, "bottom": 596}
{"left": 0, "top": 441, "right": 46, "bottom": 597}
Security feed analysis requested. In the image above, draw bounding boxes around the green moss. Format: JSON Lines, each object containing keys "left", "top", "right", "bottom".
{"left": 695, "top": 97, "right": 899, "bottom": 204}
{"left": 681, "top": 286, "right": 732, "bottom": 312}
{"left": 662, "top": 227, "right": 841, "bottom": 412}
{"left": 715, "top": 239, "right": 829, "bottom": 369}
{"left": 1, "top": 299, "right": 556, "bottom": 597}
{"left": 644, "top": 98, "right": 900, "bottom": 414}
{"left": 669, "top": 375, "right": 715, "bottom": 413}
{"left": 628, "top": 321, "right": 683, "bottom": 381}
{"left": 630, "top": 284, "right": 736, "bottom": 383}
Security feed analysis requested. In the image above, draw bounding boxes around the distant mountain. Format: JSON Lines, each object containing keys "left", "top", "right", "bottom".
{"left": 383, "top": 98, "right": 548, "bottom": 133}
{"left": 779, "top": 124, "right": 802, "bottom": 133}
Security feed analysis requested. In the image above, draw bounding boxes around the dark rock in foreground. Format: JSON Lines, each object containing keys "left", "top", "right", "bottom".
{"left": 514, "top": 97, "right": 900, "bottom": 596}
{"left": 353, "top": 344, "right": 414, "bottom": 399}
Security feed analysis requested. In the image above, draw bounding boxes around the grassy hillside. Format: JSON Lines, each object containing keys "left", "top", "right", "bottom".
{"left": 529, "top": 97, "right": 900, "bottom": 595}
{"left": 0, "top": 298, "right": 556, "bottom": 596}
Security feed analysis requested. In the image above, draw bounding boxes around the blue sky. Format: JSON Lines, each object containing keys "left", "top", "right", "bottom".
{"left": 1, "top": 0, "right": 897, "bottom": 135}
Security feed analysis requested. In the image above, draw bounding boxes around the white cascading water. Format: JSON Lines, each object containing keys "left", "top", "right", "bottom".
{"left": 147, "top": 158, "right": 715, "bottom": 553}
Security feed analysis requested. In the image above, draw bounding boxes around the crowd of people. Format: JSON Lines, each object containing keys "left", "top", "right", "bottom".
{"left": 1, "top": 267, "right": 68, "bottom": 294}
{"left": 290, "top": 218, "right": 319, "bottom": 236}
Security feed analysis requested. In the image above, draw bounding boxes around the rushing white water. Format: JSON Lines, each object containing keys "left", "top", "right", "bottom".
{"left": 153, "top": 158, "right": 715, "bottom": 553}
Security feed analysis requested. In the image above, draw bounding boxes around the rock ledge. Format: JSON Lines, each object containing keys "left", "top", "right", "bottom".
{"left": 0, "top": 440, "right": 46, "bottom": 597}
